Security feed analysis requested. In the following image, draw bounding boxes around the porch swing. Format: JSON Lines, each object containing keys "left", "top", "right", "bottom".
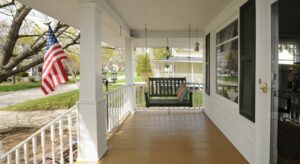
{"left": 144, "top": 25, "right": 193, "bottom": 107}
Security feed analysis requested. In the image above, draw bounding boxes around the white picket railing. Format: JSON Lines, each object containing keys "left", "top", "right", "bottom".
{"left": 153, "top": 73, "right": 204, "bottom": 84}
{"left": 0, "top": 106, "right": 77, "bottom": 164}
{"left": 105, "top": 85, "right": 132, "bottom": 133}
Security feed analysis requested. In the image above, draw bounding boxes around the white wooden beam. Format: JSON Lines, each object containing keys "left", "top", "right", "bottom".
{"left": 131, "top": 30, "right": 204, "bottom": 38}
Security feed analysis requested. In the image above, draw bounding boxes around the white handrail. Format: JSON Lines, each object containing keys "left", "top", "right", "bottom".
{"left": 1, "top": 106, "right": 77, "bottom": 164}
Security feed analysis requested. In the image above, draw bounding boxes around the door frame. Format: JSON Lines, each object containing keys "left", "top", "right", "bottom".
{"left": 255, "top": 0, "right": 278, "bottom": 163}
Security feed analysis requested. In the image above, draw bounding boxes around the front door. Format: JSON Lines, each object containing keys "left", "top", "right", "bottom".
{"left": 271, "top": 1, "right": 300, "bottom": 163}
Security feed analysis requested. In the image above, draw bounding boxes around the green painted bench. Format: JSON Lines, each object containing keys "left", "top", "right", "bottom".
{"left": 144, "top": 77, "right": 193, "bottom": 107}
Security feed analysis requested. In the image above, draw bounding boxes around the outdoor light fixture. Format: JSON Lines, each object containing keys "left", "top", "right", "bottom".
{"left": 111, "top": 69, "right": 118, "bottom": 83}
{"left": 165, "top": 37, "right": 172, "bottom": 59}
{"left": 195, "top": 41, "right": 200, "bottom": 51}
{"left": 195, "top": 28, "right": 200, "bottom": 51}
{"left": 102, "top": 68, "right": 118, "bottom": 92}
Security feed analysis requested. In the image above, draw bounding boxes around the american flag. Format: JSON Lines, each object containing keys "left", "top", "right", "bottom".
{"left": 41, "top": 26, "right": 69, "bottom": 95}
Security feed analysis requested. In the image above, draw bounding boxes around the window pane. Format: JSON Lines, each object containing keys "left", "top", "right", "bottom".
{"left": 216, "top": 20, "right": 238, "bottom": 45}
{"left": 216, "top": 39, "right": 239, "bottom": 103}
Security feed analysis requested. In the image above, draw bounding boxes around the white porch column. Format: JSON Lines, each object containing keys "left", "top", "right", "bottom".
{"left": 125, "top": 38, "right": 135, "bottom": 114}
{"left": 78, "top": 0, "right": 107, "bottom": 162}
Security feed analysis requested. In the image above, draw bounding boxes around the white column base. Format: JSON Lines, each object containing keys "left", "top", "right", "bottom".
{"left": 129, "top": 85, "right": 135, "bottom": 114}
{"left": 77, "top": 99, "right": 107, "bottom": 162}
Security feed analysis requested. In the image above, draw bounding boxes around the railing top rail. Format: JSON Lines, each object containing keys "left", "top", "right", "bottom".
{"left": 1, "top": 106, "right": 77, "bottom": 158}
{"left": 104, "top": 85, "right": 129, "bottom": 95}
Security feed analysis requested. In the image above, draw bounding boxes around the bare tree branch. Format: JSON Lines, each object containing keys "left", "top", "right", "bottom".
{"left": 0, "top": 5, "right": 31, "bottom": 66}
{"left": 0, "top": 0, "right": 14, "bottom": 9}
{"left": 18, "top": 34, "right": 42, "bottom": 38}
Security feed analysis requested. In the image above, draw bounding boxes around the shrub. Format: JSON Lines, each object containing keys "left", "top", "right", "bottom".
{"left": 17, "top": 72, "right": 29, "bottom": 77}
{"left": 28, "top": 77, "right": 36, "bottom": 82}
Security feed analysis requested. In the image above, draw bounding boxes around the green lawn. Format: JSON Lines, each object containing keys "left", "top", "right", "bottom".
{"left": 0, "top": 90, "right": 79, "bottom": 111}
{"left": 0, "top": 83, "right": 123, "bottom": 111}
{"left": 116, "top": 76, "right": 145, "bottom": 84}
{"left": 0, "top": 77, "right": 79, "bottom": 92}
{"left": 0, "top": 82, "right": 41, "bottom": 92}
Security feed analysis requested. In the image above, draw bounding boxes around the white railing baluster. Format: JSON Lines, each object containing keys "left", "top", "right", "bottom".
{"left": 32, "top": 136, "right": 37, "bottom": 164}
{"left": 15, "top": 148, "right": 20, "bottom": 164}
{"left": 68, "top": 113, "right": 73, "bottom": 164}
{"left": 7, "top": 154, "right": 11, "bottom": 164}
{"left": 105, "top": 85, "right": 131, "bottom": 134}
{"left": 23, "top": 142, "right": 28, "bottom": 164}
{"left": 1, "top": 107, "right": 76, "bottom": 164}
{"left": 59, "top": 119, "right": 64, "bottom": 164}
{"left": 41, "top": 130, "right": 46, "bottom": 164}
{"left": 50, "top": 124, "right": 55, "bottom": 164}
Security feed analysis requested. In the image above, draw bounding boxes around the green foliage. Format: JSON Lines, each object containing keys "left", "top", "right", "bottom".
{"left": 152, "top": 48, "right": 172, "bottom": 60}
{"left": 67, "top": 53, "right": 80, "bottom": 76}
{"left": 0, "top": 82, "right": 41, "bottom": 92}
{"left": 16, "top": 71, "right": 29, "bottom": 77}
{"left": 136, "top": 54, "right": 152, "bottom": 76}
{"left": 28, "top": 77, "right": 36, "bottom": 82}
{"left": 0, "top": 90, "right": 79, "bottom": 111}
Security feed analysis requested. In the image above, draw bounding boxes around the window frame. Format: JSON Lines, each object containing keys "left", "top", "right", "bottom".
{"left": 215, "top": 19, "right": 240, "bottom": 104}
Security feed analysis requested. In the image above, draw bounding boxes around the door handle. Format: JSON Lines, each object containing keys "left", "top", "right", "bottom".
{"left": 260, "top": 82, "right": 269, "bottom": 93}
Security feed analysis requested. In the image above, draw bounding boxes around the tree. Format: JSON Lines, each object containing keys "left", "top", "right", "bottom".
{"left": 136, "top": 53, "right": 152, "bottom": 77}
{"left": 0, "top": 1, "right": 80, "bottom": 82}
{"left": 152, "top": 48, "right": 172, "bottom": 60}
{"left": 67, "top": 52, "right": 80, "bottom": 79}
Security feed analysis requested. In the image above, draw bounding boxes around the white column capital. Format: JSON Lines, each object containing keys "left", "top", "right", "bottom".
{"left": 79, "top": 0, "right": 102, "bottom": 13}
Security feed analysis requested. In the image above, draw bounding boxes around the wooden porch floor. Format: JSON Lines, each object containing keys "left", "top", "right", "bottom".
{"left": 78, "top": 111, "right": 247, "bottom": 164}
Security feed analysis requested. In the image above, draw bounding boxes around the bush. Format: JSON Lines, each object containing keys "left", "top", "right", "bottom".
{"left": 28, "top": 77, "right": 36, "bottom": 82}
{"left": 17, "top": 72, "right": 29, "bottom": 77}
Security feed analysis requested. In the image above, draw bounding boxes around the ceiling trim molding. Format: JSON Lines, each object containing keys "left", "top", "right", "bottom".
{"left": 131, "top": 30, "right": 204, "bottom": 38}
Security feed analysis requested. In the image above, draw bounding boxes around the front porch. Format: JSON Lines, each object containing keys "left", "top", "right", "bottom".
{"left": 78, "top": 110, "right": 247, "bottom": 164}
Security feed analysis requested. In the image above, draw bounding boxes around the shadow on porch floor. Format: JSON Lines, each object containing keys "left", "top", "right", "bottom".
{"left": 77, "top": 111, "right": 247, "bottom": 164}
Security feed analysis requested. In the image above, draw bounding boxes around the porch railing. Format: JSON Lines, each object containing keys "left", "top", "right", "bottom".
{"left": 0, "top": 85, "right": 133, "bottom": 164}
{"left": 0, "top": 106, "right": 77, "bottom": 164}
{"left": 134, "top": 82, "right": 203, "bottom": 110}
{"left": 153, "top": 73, "right": 203, "bottom": 84}
{"left": 105, "top": 85, "right": 131, "bottom": 133}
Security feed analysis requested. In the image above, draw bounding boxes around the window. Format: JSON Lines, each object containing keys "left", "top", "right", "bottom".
{"left": 216, "top": 20, "right": 239, "bottom": 103}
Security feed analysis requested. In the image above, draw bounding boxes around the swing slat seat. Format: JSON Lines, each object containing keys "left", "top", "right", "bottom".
{"left": 144, "top": 77, "right": 193, "bottom": 107}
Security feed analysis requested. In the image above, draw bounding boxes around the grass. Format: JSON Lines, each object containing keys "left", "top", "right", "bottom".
{"left": 0, "top": 76, "right": 78, "bottom": 92}
{"left": 0, "top": 82, "right": 42, "bottom": 92}
{"left": 217, "top": 76, "right": 238, "bottom": 83}
{"left": 117, "top": 76, "right": 145, "bottom": 84}
{"left": 0, "top": 83, "right": 123, "bottom": 112}
{"left": 0, "top": 90, "right": 79, "bottom": 111}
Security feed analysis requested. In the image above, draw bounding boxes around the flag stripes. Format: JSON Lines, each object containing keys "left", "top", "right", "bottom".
{"left": 41, "top": 26, "right": 69, "bottom": 95}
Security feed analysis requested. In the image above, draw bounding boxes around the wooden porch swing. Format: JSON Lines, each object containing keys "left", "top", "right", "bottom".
{"left": 144, "top": 77, "right": 193, "bottom": 107}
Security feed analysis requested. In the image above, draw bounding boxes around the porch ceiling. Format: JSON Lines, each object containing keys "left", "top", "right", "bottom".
{"left": 17, "top": 0, "right": 234, "bottom": 48}
{"left": 106, "top": 0, "right": 233, "bottom": 32}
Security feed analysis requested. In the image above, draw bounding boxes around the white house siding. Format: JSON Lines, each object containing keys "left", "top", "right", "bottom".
{"left": 203, "top": 0, "right": 256, "bottom": 163}
{"left": 174, "top": 63, "right": 203, "bottom": 74}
